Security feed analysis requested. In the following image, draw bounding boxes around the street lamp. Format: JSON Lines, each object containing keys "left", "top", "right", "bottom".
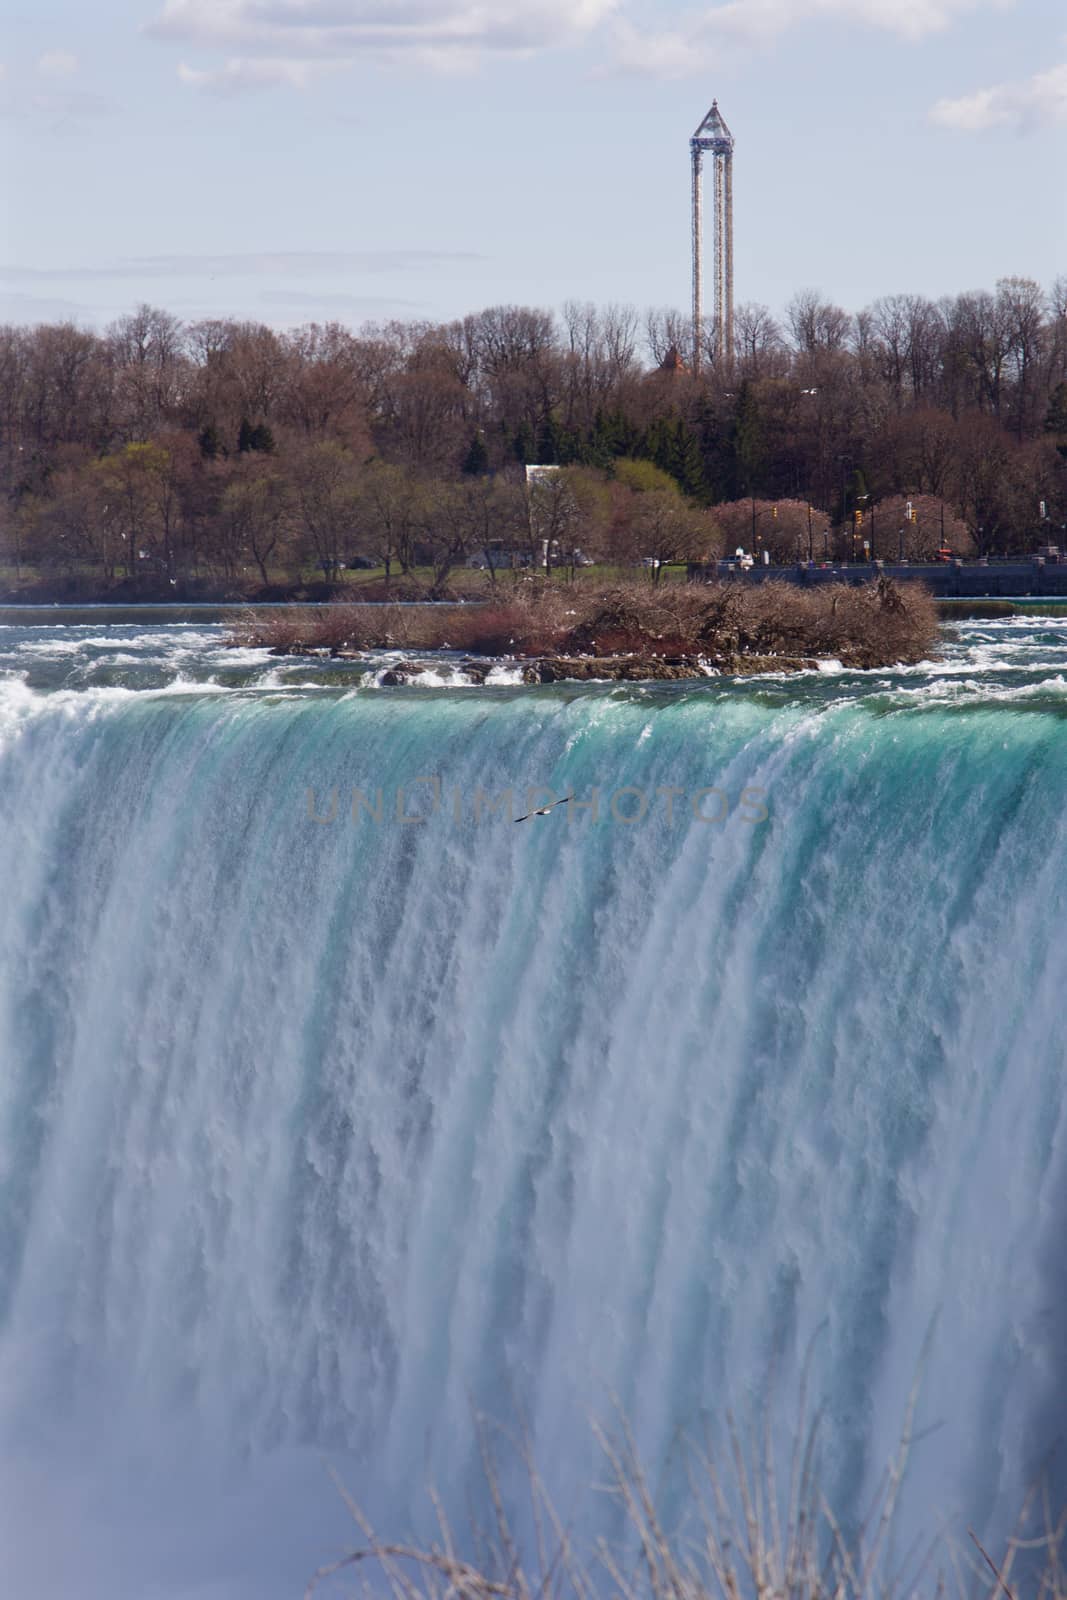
{"left": 851, "top": 494, "right": 876, "bottom": 562}
{"left": 854, "top": 494, "right": 871, "bottom": 562}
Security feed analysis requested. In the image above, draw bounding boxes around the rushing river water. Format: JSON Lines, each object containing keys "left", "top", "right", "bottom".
{"left": 1, "top": 612, "right": 1067, "bottom": 1598}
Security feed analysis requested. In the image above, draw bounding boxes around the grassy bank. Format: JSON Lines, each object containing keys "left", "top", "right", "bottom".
{"left": 228, "top": 578, "right": 939, "bottom": 677}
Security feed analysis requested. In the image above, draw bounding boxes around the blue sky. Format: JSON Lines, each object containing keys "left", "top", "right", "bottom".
{"left": 1, "top": 0, "right": 1064, "bottom": 332}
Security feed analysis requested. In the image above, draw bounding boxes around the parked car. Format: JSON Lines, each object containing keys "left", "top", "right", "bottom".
{"left": 467, "top": 541, "right": 515, "bottom": 570}
{"left": 345, "top": 554, "right": 380, "bottom": 569}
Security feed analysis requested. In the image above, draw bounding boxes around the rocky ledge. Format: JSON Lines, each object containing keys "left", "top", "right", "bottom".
{"left": 370, "top": 653, "right": 823, "bottom": 685}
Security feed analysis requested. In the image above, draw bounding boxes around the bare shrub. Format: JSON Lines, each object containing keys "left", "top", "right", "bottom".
{"left": 563, "top": 584, "right": 709, "bottom": 656}
{"left": 438, "top": 587, "right": 575, "bottom": 656}
{"left": 228, "top": 605, "right": 376, "bottom": 654}
{"left": 306, "top": 1401, "right": 1062, "bottom": 1600}
{"left": 715, "top": 578, "right": 938, "bottom": 667}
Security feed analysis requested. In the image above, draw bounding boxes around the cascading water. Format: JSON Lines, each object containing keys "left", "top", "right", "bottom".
{"left": 2, "top": 614, "right": 1067, "bottom": 1598}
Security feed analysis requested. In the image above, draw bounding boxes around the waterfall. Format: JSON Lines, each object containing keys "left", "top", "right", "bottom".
{"left": 2, "top": 648, "right": 1066, "bottom": 1597}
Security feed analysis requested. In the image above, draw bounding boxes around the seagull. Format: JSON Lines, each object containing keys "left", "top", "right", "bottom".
{"left": 514, "top": 794, "right": 574, "bottom": 823}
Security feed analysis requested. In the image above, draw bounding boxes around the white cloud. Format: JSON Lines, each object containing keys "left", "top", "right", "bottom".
{"left": 931, "top": 61, "right": 1067, "bottom": 131}
{"left": 146, "top": 0, "right": 1019, "bottom": 83}
{"left": 610, "top": 0, "right": 1014, "bottom": 76}
{"left": 177, "top": 56, "right": 341, "bottom": 92}
{"left": 610, "top": 22, "right": 696, "bottom": 77}
{"left": 149, "top": 0, "right": 619, "bottom": 76}
{"left": 37, "top": 51, "right": 80, "bottom": 77}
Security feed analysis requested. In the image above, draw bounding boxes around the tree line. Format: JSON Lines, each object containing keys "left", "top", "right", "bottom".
{"left": 1, "top": 279, "right": 1066, "bottom": 592}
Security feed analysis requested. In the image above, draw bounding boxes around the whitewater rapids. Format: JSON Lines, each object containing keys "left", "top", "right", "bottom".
{"left": 1, "top": 613, "right": 1067, "bottom": 1598}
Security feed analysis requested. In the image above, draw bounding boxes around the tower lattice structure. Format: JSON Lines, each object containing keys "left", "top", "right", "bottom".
{"left": 690, "top": 100, "right": 734, "bottom": 371}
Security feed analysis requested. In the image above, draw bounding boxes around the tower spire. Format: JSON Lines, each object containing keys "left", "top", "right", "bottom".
{"left": 690, "top": 99, "right": 734, "bottom": 372}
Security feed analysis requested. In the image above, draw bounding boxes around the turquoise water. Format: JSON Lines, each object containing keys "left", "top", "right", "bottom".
{"left": 1, "top": 617, "right": 1066, "bottom": 1597}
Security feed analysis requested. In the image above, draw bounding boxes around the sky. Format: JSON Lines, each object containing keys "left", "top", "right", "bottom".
{"left": 0, "top": 0, "right": 1064, "bottom": 334}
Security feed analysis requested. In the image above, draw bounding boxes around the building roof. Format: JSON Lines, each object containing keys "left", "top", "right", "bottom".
{"left": 658, "top": 345, "right": 689, "bottom": 374}
{"left": 691, "top": 99, "right": 734, "bottom": 153}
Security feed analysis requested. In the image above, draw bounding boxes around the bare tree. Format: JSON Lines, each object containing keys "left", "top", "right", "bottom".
{"left": 280, "top": 322, "right": 372, "bottom": 443}
{"left": 415, "top": 474, "right": 524, "bottom": 595}
{"left": 997, "top": 276, "right": 1046, "bottom": 440}
{"left": 351, "top": 460, "right": 425, "bottom": 580}
{"left": 733, "top": 302, "right": 785, "bottom": 376}
{"left": 644, "top": 307, "right": 695, "bottom": 368}
{"left": 559, "top": 301, "right": 642, "bottom": 434}
{"left": 220, "top": 463, "right": 295, "bottom": 586}
{"left": 786, "top": 289, "right": 853, "bottom": 354}
{"left": 109, "top": 304, "right": 186, "bottom": 442}
{"left": 291, "top": 440, "right": 362, "bottom": 579}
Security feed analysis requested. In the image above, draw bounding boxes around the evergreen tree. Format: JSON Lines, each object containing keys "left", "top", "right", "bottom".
{"left": 693, "top": 400, "right": 735, "bottom": 503}
{"left": 238, "top": 418, "right": 275, "bottom": 454}
{"left": 511, "top": 420, "right": 535, "bottom": 465}
{"left": 1045, "top": 382, "right": 1067, "bottom": 437}
{"left": 534, "top": 415, "right": 585, "bottom": 466}
{"left": 536, "top": 417, "right": 562, "bottom": 465}
{"left": 632, "top": 414, "right": 706, "bottom": 501}
{"left": 733, "top": 382, "right": 766, "bottom": 495}
{"left": 669, "top": 418, "right": 708, "bottom": 502}
{"left": 586, "top": 409, "right": 636, "bottom": 468}
{"left": 557, "top": 426, "right": 586, "bottom": 466}
{"left": 461, "top": 431, "right": 490, "bottom": 476}
{"left": 198, "top": 423, "right": 221, "bottom": 461}
{"left": 637, "top": 415, "right": 672, "bottom": 478}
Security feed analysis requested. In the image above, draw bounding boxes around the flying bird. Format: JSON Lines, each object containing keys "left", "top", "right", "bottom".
{"left": 514, "top": 795, "right": 574, "bottom": 823}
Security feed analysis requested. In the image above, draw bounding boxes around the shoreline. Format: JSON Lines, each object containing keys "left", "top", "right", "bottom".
{"left": 3, "top": 593, "right": 1067, "bottom": 623}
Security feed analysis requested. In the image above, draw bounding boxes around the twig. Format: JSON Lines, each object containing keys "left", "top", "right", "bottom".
{"left": 968, "top": 1529, "right": 1017, "bottom": 1600}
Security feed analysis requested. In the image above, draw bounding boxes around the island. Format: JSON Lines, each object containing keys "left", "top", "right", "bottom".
{"left": 227, "top": 576, "right": 939, "bottom": 681}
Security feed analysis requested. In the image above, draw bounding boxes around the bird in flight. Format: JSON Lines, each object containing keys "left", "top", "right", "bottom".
{"left": 515, "top": 794, "right": 574, "bottom": 822}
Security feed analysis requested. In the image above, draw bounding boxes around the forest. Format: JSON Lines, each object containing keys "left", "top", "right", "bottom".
{"left": 1, "top": 277, "right": 1066, "bottom": 596}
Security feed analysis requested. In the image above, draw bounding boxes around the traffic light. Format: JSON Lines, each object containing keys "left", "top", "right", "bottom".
{"left": 772, "top": 505, "right": 778, "bottom": 520}
{"left": 905, "top": 502, "right": 915, "bottom": 523}
{"left": 855, "top": 509, "right": 863, "bottom": 527}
